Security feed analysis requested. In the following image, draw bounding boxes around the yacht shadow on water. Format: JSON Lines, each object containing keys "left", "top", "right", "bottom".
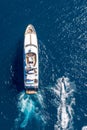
{"left": 12, "top": 38, "right": 24, "bottom": 92}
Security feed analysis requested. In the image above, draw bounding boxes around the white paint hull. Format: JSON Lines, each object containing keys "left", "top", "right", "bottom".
{"left": 24, "top": 24, "right": 39, "bottom": 94}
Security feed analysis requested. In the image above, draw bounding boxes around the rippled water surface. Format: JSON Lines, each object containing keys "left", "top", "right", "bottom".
{"left": 0, "top": 0, "right": 87, "bottom": 130}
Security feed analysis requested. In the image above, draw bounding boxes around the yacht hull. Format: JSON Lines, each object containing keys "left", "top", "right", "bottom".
{"left": 24, "top": 24, "right": 39, "bottom": 94}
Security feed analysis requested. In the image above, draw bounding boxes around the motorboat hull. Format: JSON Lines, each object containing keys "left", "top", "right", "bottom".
{"left": 24, "top": 24, "right": 39, "bottom": 94}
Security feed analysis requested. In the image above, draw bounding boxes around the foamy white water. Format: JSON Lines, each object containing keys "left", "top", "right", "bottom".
{"left": 14, "top": 90, "right": 47, "bottom": 129}
{"left": 82, "top": 126, "right": 87, "bottom": 130}
{"left": 54, "top": 77, "right": 75, "bottom": 130}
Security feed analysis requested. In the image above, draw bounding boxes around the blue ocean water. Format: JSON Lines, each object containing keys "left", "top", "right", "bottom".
{"left": 0, "top": 0, "right": 87, "bottom": 130}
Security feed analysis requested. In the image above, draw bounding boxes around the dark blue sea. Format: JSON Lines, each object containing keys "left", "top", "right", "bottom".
{"left": 0, "top": 0, "right": 87, "bottom": 130}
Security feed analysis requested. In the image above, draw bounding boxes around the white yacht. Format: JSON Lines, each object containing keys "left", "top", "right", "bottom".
{"left": 24, "top": 24, "right": 39, "bottom": 94}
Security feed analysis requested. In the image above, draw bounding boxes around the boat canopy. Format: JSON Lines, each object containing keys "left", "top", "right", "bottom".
{"left": 26, "top": 52, "right": 36, "bottom": 67}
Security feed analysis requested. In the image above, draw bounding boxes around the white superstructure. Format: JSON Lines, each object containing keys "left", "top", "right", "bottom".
{"left": 24, "top": 24, "right": 39, "bottom": 94}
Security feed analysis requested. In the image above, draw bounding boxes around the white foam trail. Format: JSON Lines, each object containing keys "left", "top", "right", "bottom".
{"left": 15, "top": 91, "right": 35, "bottom": 128}
{"left": 14, "top": 91, "right": 47, "bottom": 129}
{"left": 54, "top": 77, "right": 75, "bottom": 130}
{"left": 34, "top": 91, "right": 48, "bottom": 127}
{"left": 82, "top": 126, "right": 87, "bottom": 130}
{"left": 20, "top": 98, "right": 35, "bottom": 128}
